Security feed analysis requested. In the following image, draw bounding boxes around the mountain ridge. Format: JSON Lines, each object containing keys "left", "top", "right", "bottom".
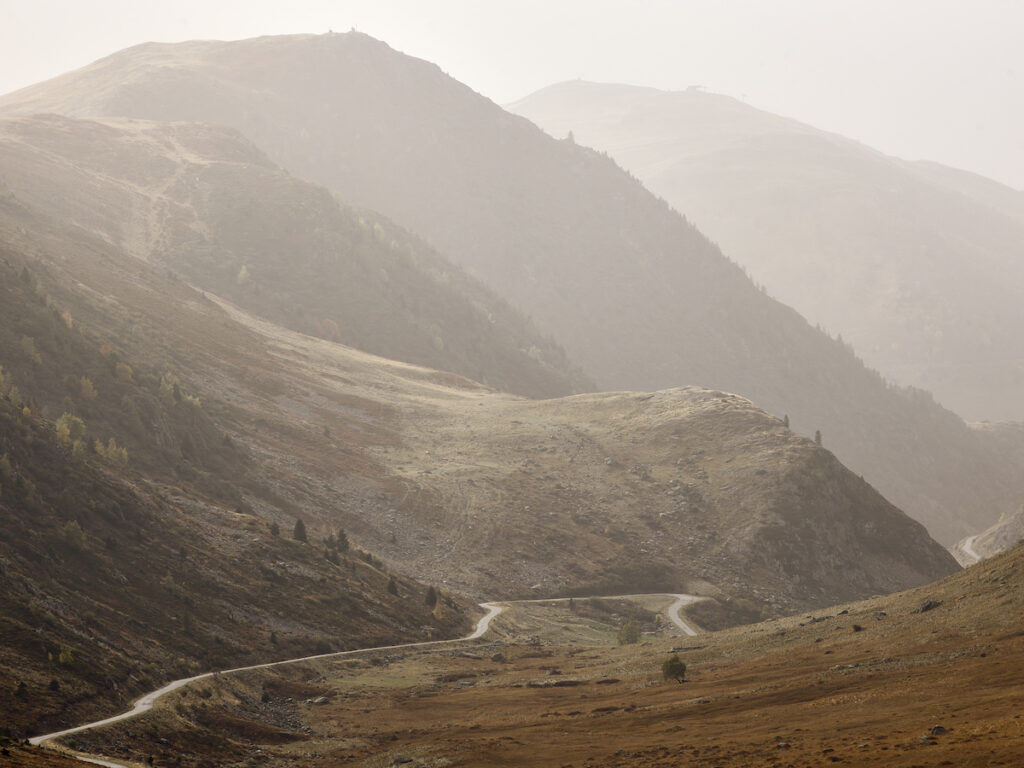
{"left": 1, "top": 31, "right": 1008, "bottom": 543}
{"left": 0, "top": 126, "right": 958, "bottom": 609}
{"left": 0, "top": 112, "right": 590, "bottom": 400}
{"left": 509, "top": 79, "right": 1024, "bottom": 423}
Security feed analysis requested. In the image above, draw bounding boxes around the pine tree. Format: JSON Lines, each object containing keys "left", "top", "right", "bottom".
{"left": 293, "top": 518, "right": 308, "bottom": 542}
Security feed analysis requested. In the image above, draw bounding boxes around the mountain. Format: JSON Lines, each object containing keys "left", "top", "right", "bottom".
{"left": 0, "top": 114, "right": 588, "bottom": 401}
{"left": 0, "top": 105, "right": 960, "bottom": 735}
{"left": 0, "top": 125, "right": 957, "bottom": 606}
{"left": 508, "top": 80, "right": 1024, "bottom": 423}
{"left": 0, "top": 32, "right": 1014, "bottom": 544}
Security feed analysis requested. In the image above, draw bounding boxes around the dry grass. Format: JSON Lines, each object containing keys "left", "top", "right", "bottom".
{"left": 43, "top": 544, "right": 1024, "bottom": 767}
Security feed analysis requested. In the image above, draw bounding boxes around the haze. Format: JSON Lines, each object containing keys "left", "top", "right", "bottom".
{"left": 2, "top": 0, "right": 1022, "bottom": 189}
{"left": 4, "top": 2, "right": 1024, "bottom": 765}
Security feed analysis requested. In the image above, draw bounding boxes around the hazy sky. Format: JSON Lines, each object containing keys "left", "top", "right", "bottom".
{"left": 2, "top": 0, "right": 1022, "bottom": 188}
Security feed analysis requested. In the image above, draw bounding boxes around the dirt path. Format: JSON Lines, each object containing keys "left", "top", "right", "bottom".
{"left": 32, "top": 592, "right": 701, "bottom": 765}
{"left": 31, "top": 602, "right": 508, "bottom": 755}
{"left": 955, "top": 534, "right": 982, "bottom": 565}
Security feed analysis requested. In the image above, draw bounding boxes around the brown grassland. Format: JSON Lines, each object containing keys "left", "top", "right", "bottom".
{"left": 23, "top": 543, "right": 1024, "bottom": 768}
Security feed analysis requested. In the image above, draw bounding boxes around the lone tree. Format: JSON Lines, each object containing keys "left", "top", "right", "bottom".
{"left": 293, "top": 518, "right": 308, "bottom": 542}
{"left": 425, "top": 585, "right": 438, "bottom": 608}
{"left": 662, "top": 654, "right": 687, "bottom": 683}
{"left": 617, "top": 618, "right": 640, "bottom": 645}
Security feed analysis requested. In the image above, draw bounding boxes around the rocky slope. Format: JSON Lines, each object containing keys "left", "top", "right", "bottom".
{"left": 0, "top": 32, "right": 1015, "bottom": 543}
{"left": 509, "top": 79, "right": 1024, "bottom": 423}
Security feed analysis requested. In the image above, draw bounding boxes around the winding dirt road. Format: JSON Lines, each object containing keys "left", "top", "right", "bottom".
{"left": 31, "top": 593, "right": 700, "bottom": 765}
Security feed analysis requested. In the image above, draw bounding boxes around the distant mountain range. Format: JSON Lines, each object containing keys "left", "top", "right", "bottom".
{"left": 509, "top": 80, "right": 1024, "bottom": 423}
{"left": 1, "top": 32, "right": 1014, "bottom": 544}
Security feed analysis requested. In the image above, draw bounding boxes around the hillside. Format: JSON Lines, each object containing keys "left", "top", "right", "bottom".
{"left": 0, "top": 147, "right": 957, "bottom": 612}
{"left": 0, "top": 242, "right": 472, "bottom": 739}
{"left": 0, "top": 114, "right": 588, "bottom": 400}
{"left": 956, "top": 421, "right": 1024, "bottom": 558}
{"left": 509, "top": 79, "right": 1024, "bottom": 423}
{"left": 37, "top": 543, "right": 1024, "bottom": 767}
{"left": 0, "top": 32, "right": 1016, "bottom": 543}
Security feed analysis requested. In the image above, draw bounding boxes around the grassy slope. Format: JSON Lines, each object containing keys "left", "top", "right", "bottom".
{"left": 46, "top": 542, "right": 1024, "bottom": 768}
{"left": 0, "top": 209, "right": 471, "bottom": 738}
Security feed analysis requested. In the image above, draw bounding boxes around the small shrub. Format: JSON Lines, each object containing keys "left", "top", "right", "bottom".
{"left": 62, "top": 520, "right": 86, "bottom": 549}
{"left": 617, "top": 618, "right": 640, "bottom": 645}
{"left": 661, "top": 654, "right": 687, "bottom": 683}
{"left": 71, "top": 439, "right": 88, "bottom": 464}
{"left": 96, "top": 437, "right": 128, "bottom": 465}
{"left": 55, "top": 413, "right": 86, "bottom": 445}
{"left": 20, "top": 336, "right": 41, "bottom": 364}
{"left": 58, "top": 645, "right": 75, "bottom": 666}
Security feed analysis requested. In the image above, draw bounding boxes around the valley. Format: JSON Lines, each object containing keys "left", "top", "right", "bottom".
{"left": 20, "top": 543, "right": 1024, "bottom": 768}
{"left": 0, "top": 19, "right": 1021, "bottom": 768}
